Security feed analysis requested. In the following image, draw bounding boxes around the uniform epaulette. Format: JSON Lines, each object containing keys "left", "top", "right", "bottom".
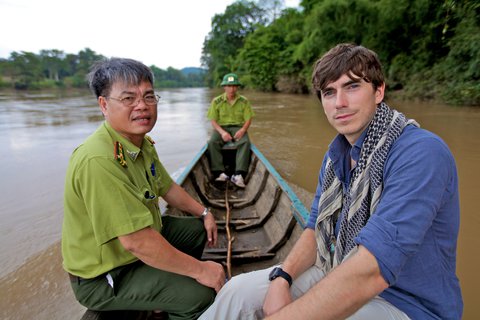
{"left": 145, "top": 135, "right": 155, "bottom": 145}
{"left": 114, "top": 141, "right": 127, "bottom": 168}
{"left": 214, "top": 96, "right": 224, "bottom": 104}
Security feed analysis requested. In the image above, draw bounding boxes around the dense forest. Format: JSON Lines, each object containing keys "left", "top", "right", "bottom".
{"left": 0, "top": 0, "right": 478, "bottom": 105}
{"left": 202, "top": 0, "right": 479, "bottom": 105}
{"left": 0, "top": 48, "right": 206, "bottom": 90}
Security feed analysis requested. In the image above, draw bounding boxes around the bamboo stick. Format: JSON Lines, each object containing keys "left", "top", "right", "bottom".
{"left": 225, "top": 182, "right": 232, "bottom": 279}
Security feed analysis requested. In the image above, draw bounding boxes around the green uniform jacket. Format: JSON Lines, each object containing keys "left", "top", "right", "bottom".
{"left": 207, "top": 93, "right": 254, "bottom": 126}
{"left": 62, "top": 121, "right": 173, "bottom": 279}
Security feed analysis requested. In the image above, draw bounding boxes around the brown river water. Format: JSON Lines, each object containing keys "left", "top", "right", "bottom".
{"left": 0, "top": 88, "right": 478, "bottom": 319}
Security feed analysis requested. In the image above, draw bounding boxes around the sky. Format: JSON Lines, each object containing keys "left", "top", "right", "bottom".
{"left": 0, "top": 0, "right": 300, "bottom": 70}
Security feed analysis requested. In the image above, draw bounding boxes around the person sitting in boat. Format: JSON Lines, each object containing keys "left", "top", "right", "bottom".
{"left": 199, "top": 43, "right": 463, "bottom": 320}
{"left": 61, "top": 57, "right": 225, "bottom": 319}
{"left": 207, "top": 72, "right": 255, "bottom": 188}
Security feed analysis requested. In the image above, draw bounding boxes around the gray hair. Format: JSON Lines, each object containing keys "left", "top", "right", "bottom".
{"left": 87, "top": 58, "right": 154, "bottom": 98}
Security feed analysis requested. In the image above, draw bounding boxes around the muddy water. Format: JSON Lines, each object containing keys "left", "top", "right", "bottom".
{"left": 0, "top": 88, "right": 478, "bottom": 319}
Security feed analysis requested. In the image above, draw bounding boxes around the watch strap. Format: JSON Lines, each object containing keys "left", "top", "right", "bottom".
{"left": 269, "top": 267, "right": 292, "bottom": 287}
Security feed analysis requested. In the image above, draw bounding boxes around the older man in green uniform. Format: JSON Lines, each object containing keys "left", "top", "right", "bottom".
{"left": 62, "top": 58, "right": 225, "bottom": 320}
{"left": 207, "top": 73, "right": 255, "bottom": 188}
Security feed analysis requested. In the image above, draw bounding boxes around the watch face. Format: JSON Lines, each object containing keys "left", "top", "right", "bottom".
{"left": 268, "top": 267, "right": 292, "bottom": 286}
{"left": 269, "top": 267, "right": 280, "bottom": 280}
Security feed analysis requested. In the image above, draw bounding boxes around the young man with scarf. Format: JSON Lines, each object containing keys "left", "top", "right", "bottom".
{"left": 199, "top": 44, "right": 463, "bottom": 320}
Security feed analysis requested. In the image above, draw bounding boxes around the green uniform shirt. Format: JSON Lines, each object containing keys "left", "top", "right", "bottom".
{"left": 207, "top": 93, "right": 254, "bottom": 126}
{"left": 62, "top": 121, "right": 173, "bottom": 279}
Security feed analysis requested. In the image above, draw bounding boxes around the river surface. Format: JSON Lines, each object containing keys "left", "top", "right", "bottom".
{"left": 0, "top": 87, "right": 478, "bottom": 319}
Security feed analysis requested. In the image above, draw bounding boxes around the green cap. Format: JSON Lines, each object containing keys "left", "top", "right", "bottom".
{"left": 221, "top": 73, "right": 241, "bottom": 86}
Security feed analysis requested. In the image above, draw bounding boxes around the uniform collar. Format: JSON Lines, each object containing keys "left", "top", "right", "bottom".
{"left": 222, "top": 92, "right": 239, "bottom": 104}
{"left": 103, "top": 121, "right": 145, "bottom": 161}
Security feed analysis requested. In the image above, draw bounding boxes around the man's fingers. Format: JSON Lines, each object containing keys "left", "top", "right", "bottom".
{"left": 212, "top": 230, "right": 218, "bottom": 246}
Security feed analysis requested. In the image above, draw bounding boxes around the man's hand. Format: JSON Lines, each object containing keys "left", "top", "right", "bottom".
{"left": 262, "top": 229, "right": 317, "bottom": 316}
{"left": 263, "top": 277, "right": 293, "bottom": 316}
{"left": 196, "top": 260, "right": 226, "bottom": 293}
{"left": 120, "top": 227, "right": 226, "bottom": 293}
{"left": 221, "top": 131, "right": 233, "bottom": 142}
{"left": 233, "top": 128, "right": 246, "bottom": 140}
{"left": 203, "top": 212, "right": 218, "bottom": 247}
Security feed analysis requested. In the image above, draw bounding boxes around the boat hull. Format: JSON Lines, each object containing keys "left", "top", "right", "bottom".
{"left": 167, "top": 143, "right": 309, "bottom": 275}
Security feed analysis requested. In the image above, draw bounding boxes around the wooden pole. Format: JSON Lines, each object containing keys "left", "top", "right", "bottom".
{"left": 225, "top": 182, "right": 233, "bottom": 280}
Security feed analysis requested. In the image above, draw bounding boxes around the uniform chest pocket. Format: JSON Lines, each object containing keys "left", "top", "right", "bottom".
{"left": 219, "top": 108, "right": 230, "bottom": 118}
{"left": 234, "top": 107, "right": 244, "bottom": 117}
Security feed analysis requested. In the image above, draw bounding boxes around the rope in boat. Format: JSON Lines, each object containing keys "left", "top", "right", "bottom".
{"left": 224, "top": 182, "right": 233, "bottom": 280}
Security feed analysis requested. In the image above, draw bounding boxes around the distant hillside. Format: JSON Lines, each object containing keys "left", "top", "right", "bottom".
{"left": 150, "top": 66, "right": 207, "bottom": 88}
{"left": 181, "top": 67, "right": 207, "bottom": 75}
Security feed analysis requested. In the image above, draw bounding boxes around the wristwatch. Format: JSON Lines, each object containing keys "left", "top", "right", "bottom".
{"left": 201, "top": 207, "right": 209, "bottom": 219}
{"left": 269, "top": 267, "right": 292, "bottom": 287}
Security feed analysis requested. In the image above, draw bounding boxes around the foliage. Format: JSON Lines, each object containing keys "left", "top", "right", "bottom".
{"left": 0, "top": 48, "right": 104, "bottom": 90}
{"left": 296, "top": 0, "right": 378, "bottom": 81}
{"left": 201, "top": 0, "right": 267, "bottom": 86}
{"left": 151, "top": 66, "right": 207, "bottom": 88}
{"left": 236, "top": 8, "right": 307, "bottom": 92}
{"left": 2, "top": 0, "right": 479, "bottom": 105}
{"left": 256, "top": 0, "right": 287, "bottom": 24}
{"left": 202, "top": 0, "right": 479, "bottom": 105}
{"left": 432, "top": 0, "right": 480, "bottom": 105}
{"left": 0, "top": 49, "right": 206, "bottom": 90}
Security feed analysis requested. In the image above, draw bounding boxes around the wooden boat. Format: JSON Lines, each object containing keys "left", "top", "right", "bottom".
{"left": 168, "top": 143, "right": 310, "bottom": 276}
{"left": 81, "top": 143, "right": 310, "bottom": 319}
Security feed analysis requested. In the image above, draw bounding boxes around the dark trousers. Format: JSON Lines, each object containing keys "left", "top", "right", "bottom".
{"left": 207, "top": 126, "right": 251, "bottom": 174}
{"left": 71, "top": 216, "right": 214, "bottom": 320}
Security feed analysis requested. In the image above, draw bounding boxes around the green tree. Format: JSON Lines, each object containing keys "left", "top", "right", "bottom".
{"left": 202, "top": 0, "right": 267, "bottom": 86}
{"left": 237, "top": 26, "right": 282, "bottom": 90}
{"left": 257, "top": 0, "right": 286, "bottom": 23}
{"left": 39, "top": 49, "right": 66, "bottom": 82}
{"left": 236, "top": 8, "right": 306, "bottom": 92}
{"left": 300, "top": 0, "right": 324, "bottom": 14}
{"left": 9, "top": 51, "right": 43, "bottom": 89}
{"left": 296, "top": 0, "right": 377, "bottom": 78}
{"left": 373, "top": 0, "right": 453, "bottom": 88}
{"left": 151, "top": 66, "right": 206, "bottom": 88}
{"left": 72, "top": 48, "right": 104, "bottom": 88}
{"left": 432, "top": 0, "right": 480, "bottom": 105}
{"left": 0, "top": 58, "right": 9, "bottom": 88}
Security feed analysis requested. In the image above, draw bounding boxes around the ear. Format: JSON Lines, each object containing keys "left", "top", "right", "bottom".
{"left": 98, "top": 96, "right": 108, "bottom": 116}
{"left": 375, "top": 83, "right": 385, "bottom": 104}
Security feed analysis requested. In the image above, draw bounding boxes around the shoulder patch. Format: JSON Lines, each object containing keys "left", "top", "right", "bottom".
{"left": 114, "top": 141, "right": 128, "bottom": 168}
{"left": 214, "top": 96, "right": 224, "bottom": 104}
{"left": 145, "top": 135, "right": 155, "bottom": 145}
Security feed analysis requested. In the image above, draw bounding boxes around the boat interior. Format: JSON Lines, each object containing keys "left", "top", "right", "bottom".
{"left": 165, "top": 146, "right": 308, "bottom": 275}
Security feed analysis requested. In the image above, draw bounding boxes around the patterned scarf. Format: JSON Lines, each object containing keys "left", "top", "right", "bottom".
{"left": 314, "top": 102, "right": 419, "bottom": 273}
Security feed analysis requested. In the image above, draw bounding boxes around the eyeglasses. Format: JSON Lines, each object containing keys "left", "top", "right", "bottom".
{"left": 107, "top": 94, "right": 161, "bottom": 107}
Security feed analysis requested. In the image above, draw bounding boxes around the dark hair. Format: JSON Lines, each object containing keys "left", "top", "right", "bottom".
{"left": 312, "top": 43, "right": 384, "bottom": 99}
{"left": 87, "top": 58, "right": 154, "bottom": 98}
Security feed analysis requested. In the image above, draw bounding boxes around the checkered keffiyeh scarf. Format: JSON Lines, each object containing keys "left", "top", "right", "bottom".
{"left": 314, "top": 102, "right": 419, "bottom": 273}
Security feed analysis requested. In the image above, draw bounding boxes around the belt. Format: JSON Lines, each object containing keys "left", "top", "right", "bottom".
{"left": 68, "top": 272, "right": 86, "bottom": 283}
